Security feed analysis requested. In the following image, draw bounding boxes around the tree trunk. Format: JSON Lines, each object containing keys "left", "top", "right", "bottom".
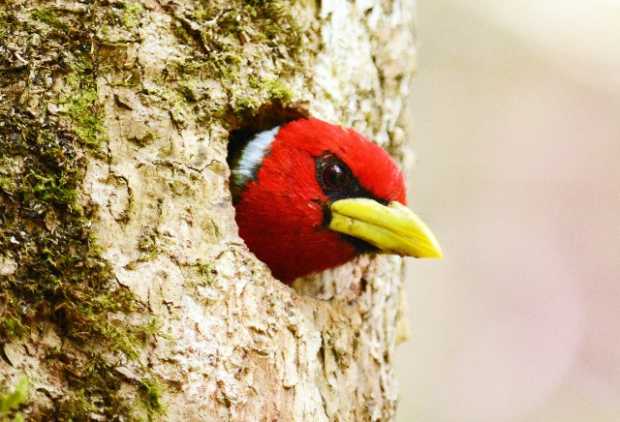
{"left": 0, "top": 0, "right": 416, "bottom": 420}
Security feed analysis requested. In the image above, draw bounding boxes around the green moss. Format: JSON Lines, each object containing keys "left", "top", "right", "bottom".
{"left": 139, "top": 377, "right": 167, "bottom": 418}
{"left": 0, "top": 112, "right": 158, "bottom": 420}
{"left": 250, "top": 76, "right": 293, "bottom": 102}
{"left": 234, "top": 96, "right": 261, "bottom": 115}
{"left": 266, "top": 79, "right": 293, "bottom": 102}
{"left": 0, "top": 177, "right": 16, "bottom": 194}
{"left": 55, "top": 389, "right": 96, "bottom": 421}
{"left": 168, "top": 0, "right": 308, "bottom": 126}
{"left": 196, "top": 262, "right": 214, "bottom": 277}
{"left": 0, "top": 12, "right": 8, "bottom": 40}
{"left": 178, "top": 80, "right": 200, "bottom": 102}
{"left": 0, "top": 119, "right": 129, "bottom": 338}
{"left": 29, "top": 171, "right": 78, "bottom": 207}
{"left": 122, "top": 2, "right": 144, "bottom": 28}
{"left": 31, "top": 7, "right": 68, "bottom": 31}
{"left": 0, "top": 316, "right": 26, "bottom": 339}
{"left": 0, "top": 3, "right": 170, "bottom": 419}
{"left": 61, "top": 74, "right": 106, "bottom": 147}
{"left": 184, "top": 262, "right": 217, "bottom": 295}
{"left": 137, "top": 230, "right": 160, "bottom": 263}
{"left": 0, "top": 377, "right": 29, "bottom": 422}
{"left": 67, "top": 89, "right": 104, "bottom": 146}
{"left": 196, "top": 262, "right": 216, "bottom": 287}
{"left": 54, "top": 356, "right": 135, "bottom": 420}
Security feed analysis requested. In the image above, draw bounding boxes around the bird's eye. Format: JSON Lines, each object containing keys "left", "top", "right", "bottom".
{"left": 316, "top": 154, "right": 357, "bottom": 198}
{"left": 322, "top": 162, "right": 346, "bottom": 190}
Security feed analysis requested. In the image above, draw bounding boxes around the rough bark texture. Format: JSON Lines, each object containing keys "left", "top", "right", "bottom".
{"left": 0, "top": 0, "right": 416, "bottom": 420}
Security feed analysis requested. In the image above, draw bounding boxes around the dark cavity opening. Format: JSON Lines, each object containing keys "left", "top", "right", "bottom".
{"left": 226, "top": 101, "right": 311, "bottom": 201}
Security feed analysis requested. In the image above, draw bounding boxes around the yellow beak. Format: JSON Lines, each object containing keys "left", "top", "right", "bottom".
{"left": 329, "top": 198, "right": 443, "bottom": 258}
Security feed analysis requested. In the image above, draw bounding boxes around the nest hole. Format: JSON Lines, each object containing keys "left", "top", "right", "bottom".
{"left": 226, "top": 101, "right": 310, "bottom": 172}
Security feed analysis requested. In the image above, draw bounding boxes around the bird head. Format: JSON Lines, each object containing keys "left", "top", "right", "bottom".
{"left": 230, "top": 118, "right": 442, "bottom": 284}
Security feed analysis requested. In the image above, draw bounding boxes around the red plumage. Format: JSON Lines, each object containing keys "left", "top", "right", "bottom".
{"left": 233, "top": 118, "right": 406, "bottom": 283}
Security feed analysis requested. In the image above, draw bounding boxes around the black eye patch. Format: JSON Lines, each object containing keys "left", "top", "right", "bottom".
{"left": 315, "top": 153, "right": 374, "bottom": 201}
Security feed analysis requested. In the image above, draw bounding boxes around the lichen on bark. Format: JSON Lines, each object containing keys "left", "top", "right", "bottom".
{"left": 1, "top": 0, "right": 417, "bottom": 420}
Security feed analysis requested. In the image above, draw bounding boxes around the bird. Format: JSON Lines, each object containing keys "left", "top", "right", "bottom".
{"left": 229, "top": 117, "right": 442, "bottom": 284}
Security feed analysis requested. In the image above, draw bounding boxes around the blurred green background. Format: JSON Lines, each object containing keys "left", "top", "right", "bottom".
{"left": 397, "top": 1, "right": 620, "bottom": 421}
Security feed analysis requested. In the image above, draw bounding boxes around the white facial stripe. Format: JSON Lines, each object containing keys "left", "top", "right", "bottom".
{"left": 232, "top": 126, "right": 280, "bottom": 189}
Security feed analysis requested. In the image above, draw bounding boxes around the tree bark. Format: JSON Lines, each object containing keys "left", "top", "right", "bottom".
{"left": 0, "top": 0, "right": 416, "bottom": 420}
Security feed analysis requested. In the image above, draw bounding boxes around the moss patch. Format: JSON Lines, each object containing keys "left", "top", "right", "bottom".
{"left": 62, "top": 82, "right": 106, "bottom": 147}
{"left": 31, "top": 6, "right": 68, "bottom": 31}
{"left": 122, "top": 2, "right": 144, "bottom": 28}
{"left": 0, "top": 4, "right": 165, "bottom": 420}
{"left": 139, "top": 377, "right": 167, "bottom": 418}
{"left": 59, "top": 60, "right": 107, "bottom": 148}
{"left": 0, "top": 377, "right": 29, "bottom": 422}
{"left": 168, "top": 0, "right": 313, "bottom": 127}
{"left": 0, "top": 112, "right": 161, "bottom": 420}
